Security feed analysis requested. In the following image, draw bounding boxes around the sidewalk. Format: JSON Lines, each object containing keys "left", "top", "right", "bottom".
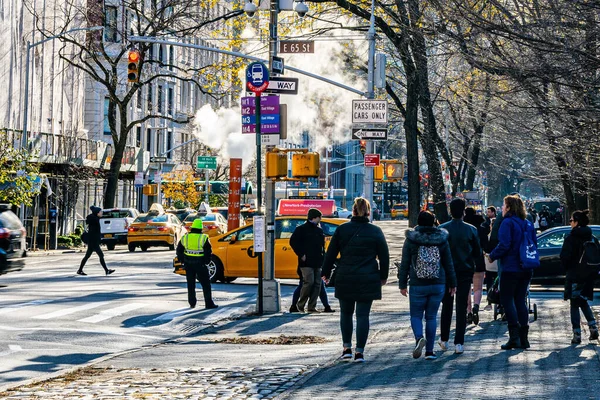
{"left": 2, "top": 279, "right": 599, "bottom": 399}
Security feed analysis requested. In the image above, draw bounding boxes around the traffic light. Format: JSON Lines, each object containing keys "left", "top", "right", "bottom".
{"left": 291, "top": 152, "right": 320, "bottom": 178}
{"left": 374, "top": 165, "right": 384, "bottom": 181}
{"left": 127, "top": 50, "right": 141, "bottom": 83}
{"left": 266, "top": 151, "right": 288, "bottom": 178}
{"left": 359, "top": 140, "right": 367, "bottom": 155}
{"left": 386, "top": 162, "right": 404, "bottom": 180}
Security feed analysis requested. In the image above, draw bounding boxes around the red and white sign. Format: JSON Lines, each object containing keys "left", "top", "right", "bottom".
{"left": 227, "top": 158, "right": 243, "bottom": 231}
{"left": 364, "top": 154, "right": 380, "bottom": 167}
{"left": 277, "top": 199, "right": 337, "bottom": 217}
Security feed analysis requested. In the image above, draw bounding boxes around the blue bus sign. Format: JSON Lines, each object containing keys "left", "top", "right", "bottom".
{"left": 246, "top": 62, "right": 270, "bottom": 93}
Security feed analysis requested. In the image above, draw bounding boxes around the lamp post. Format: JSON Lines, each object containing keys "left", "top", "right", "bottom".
{"left": 22, "top": 26, "right": 103, "bottom": 149}
{"left": 362, "top": 0, "right": 377, "bottom": 217}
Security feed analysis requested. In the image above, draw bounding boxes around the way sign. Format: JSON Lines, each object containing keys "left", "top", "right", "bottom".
{"left": 150, "top": 156, "right": 167, "bottom": 163}
{"left": 352, "top": 128, "right": 388, "bottom": 140}
{"left": 352, "top": 100, "right": 388, "bottom": 123}
{"left": 197, "top": 156, "right": 217, "bottom": 170}
{"left": 265, "top": 77, "right": 298, "bottom": 95}
{"left": 364, "top": 154, "right": 380, "bottom": 167}
{"left": 246, "top": 62, "right": 270, "bottom": 93}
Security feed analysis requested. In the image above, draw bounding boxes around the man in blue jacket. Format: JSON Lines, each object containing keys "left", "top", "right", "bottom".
{"left": 439, "top": 198, "right": 482, "bottom": 354}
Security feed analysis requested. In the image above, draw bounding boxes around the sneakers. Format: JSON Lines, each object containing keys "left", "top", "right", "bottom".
{"left": 106, "top": 269, "right": 115, "bottom": 276}
{"left": 467, "top": 312, "right": 473, "bottom": 325}
{"left": 323, "top": 306, "right": 335, "bottom": 313}
{"left": 438, "top": 340, "right": 448, "bottom": 351}
{"left": 307, "top": 308, "right": 321, "bottom": 314}
{"left": 296, "top": 304, "right": 305, "bottom": 313}
{"left": 589, "top": 325, "right": 599, "bottom": 340}
{"left": 340, "top": 348, "right": 352, "bottom": 361}
{"left": 484, "top": 303, "right": 493, "bottom": 311}
{"left": 472, "top": 304, "right": 480, "bottom": 326}
{"left": 572, "top": 330, "right": 582, "bottom": 344}
{"left": 455, "top": 344, "right": 464, "bottom": 354}
{"left": 424, "top": 352, "right": 438, "bottom": 360}
{"left": 413, "top": 337, "right": 426, "bottom": 359}
{"left": 205, "top": 303, "right": 219, "bottom": 310}
{"left": 354, "top": 352, "right": 365, "bottom": 363}
{"left": 289, "top": 304, "right": 299, "bottom": 313}
{"left": 76, "top": 270, "right": 87, "bottom": 276}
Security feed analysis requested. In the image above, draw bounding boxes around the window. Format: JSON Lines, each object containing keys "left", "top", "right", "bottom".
{"left": 169, "top": 46, "right": 174, "bottom": 71}
{"left": 236, "top": 226, "right": 254, "bottom": 241}
{"left": 146, "top": 129, "right": 152, "bottom": 152}
{"left": 136, "top": 126, "right": 142, "bottom": 147}
{"left": 148, "top": 45, "right": 154, "bottom": 61}
{"left": 147, "top": 85, "right": 153, "bottom": 111}
{"left": 136, "top": 88, "right": 142, "bottom": 110}
{"left": 276, "top": 219, "right": 304, "bottom": 239}
{"left": 537, "top": 231, "right": 568, "bottom": 249}
{"left": 157, "top": 85, "right": 163, "bottom": 113}
{"left": 167, "top": 87, "right": 173, "bottom": 115}
{"left": 103, "top": 97, "right": 112, "bottom": 135}
{"left": 104, "top": 6, "right": 118, "bottom": 42}
{"left": 158, "top": 45, "right": 164, "bottom": 64}
{"left": 320, "top": 222, "right": 340, "bottom": 237}
{"left": 166, "top": 131, "right": 172, "bottom": 158}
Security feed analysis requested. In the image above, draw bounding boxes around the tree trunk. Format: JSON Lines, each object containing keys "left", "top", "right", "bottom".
{"left": 465, "top": 127, "right": 482, "bottom": 190}
{"left": 405, "top": 74, "right": 421, "bottom": 228}
{"left": 104, "top": 109, "right": 129, "bottom": 209}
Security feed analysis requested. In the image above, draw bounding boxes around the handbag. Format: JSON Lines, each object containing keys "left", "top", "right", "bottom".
{"left": 487, "top": 277, "right": 501, "bottom": 304}
{"left": 325, "top": 225, "right": 366, "bottom": 288}
{"left": 485, "top": 254, "right": 498, "bottom": 272}
{"left": 81, "top": 230, "right": 89, "bottom": 245}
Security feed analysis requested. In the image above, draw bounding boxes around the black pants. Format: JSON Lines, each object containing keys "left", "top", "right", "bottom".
{"left": 185, "top": 263, "right": 214, "bottom": 307}
{"left": 440, "top": 273, "right": 473, "bottom": 345}
{"left": 79, "top": 242, "right": 107, "bottom": 272}
{"left": 500, "top": 271, "right": 532, "bottom": 328}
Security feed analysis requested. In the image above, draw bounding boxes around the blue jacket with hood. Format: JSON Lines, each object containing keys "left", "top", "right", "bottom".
{"left": 489, "top": 213, "right": 536, "bottom": 273}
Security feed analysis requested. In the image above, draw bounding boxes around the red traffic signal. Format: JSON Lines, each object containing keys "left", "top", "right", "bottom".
{"left": 359, "top": 140, "right": 367, "bottom": 155}
{"left": 127, "top": 50, "right": 140, "bottom": 83}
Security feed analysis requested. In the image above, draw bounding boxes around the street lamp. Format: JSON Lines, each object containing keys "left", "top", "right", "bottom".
{"left": 22, "top": 26, "right": 103, "bottom": 149}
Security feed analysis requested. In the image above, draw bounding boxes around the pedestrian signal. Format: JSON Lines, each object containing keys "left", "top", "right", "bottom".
{"left": 127, "top": 50, "right": 141, "bottom": 83}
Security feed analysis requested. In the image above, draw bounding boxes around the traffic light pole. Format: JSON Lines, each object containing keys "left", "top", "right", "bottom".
{"left": 362, "top": 0, "right": 376, "bottom": 219}
{"left": 262, "top": 0, "right": 281, "bottom": 314}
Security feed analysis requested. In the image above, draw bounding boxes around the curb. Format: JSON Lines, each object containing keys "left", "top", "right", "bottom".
{"left": 27, "top": 249, "right": 82, "bottom": 257}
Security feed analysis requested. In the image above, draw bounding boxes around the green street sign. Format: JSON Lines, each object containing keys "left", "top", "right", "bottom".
{"left": 197, "top": 156, "right": 217, "bottom": 170}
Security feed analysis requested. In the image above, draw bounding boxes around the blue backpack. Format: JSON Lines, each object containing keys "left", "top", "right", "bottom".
{"left": 520, "top": 220, "right": 540, "bottom": 269}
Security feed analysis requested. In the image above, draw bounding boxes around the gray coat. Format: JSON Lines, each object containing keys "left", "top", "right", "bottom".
{"left": 398, "top": 226, "right": 457, "bottom": 289}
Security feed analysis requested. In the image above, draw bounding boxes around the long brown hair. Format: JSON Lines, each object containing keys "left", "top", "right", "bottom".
{"left": 352, "top": 197, "right": 371, "bottom": 217}
{"left": 504, "top": 195, "right": 527, "bottom": 220}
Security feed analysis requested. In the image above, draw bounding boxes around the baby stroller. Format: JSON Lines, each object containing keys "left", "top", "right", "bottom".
{"left": 488, "top": 277, "right": 538, "bottom": 321}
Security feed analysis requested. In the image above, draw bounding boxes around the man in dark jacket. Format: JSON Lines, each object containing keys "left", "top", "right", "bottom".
{"left": 77, "top": 206, "right": 114, "bottom": 276}
{"left": 538, "top": 206, "right": 552, "bottom": 232}
{"left": 290, "top": 208, "right": 325, "bottom": 313}
{"left": 439, "top": 198, "right": 482, "bottom": 354}
{"left": 177, "top": 219, "right": 217, "bottom": 309}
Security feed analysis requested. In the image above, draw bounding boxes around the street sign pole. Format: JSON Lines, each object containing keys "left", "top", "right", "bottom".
{"left": 205, "top": 169, "right": 210, "bottom": 204}
{"left": 363, "top": 0, "right": 376, "bottom": 220}
{"left": 255, "top": 91, "right": 264, "bottom": 316}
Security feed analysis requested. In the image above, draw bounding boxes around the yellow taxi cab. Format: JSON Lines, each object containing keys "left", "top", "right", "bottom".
{"left": 183, "top": 212, "right": 228, "bottom": 237}
{"left": 173, "top": 216, "right": 347, "bottom": 283}
{"left": 391, "top": 204, "right": 408, "bottom": 219}
{"left": 127, "top": 204, "right": 187, "bottom": 252}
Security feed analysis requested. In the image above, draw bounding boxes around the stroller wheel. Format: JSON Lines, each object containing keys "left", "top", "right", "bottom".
{"left": 533, "top": 303, "right": 538, "bottom": 321}
{"left": 493, "top": 304, "right": 499, "bottom": 321}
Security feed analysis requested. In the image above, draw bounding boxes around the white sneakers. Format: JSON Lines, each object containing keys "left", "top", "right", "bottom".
{"left": 455, "top": 344, "right": 464, "bottom": 354}
{"left": 438, "top": 340, "right": 448, "bottom": 351}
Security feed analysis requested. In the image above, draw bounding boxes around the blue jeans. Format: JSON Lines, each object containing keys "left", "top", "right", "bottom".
{"left": 409, "top": 284, "right": 445, "bottom": 353}
{"left": 339, "top": 299, "right": 373, "bottom": 353}
{"left": 499, "top": 271, "right": 532, "bottom": 328}
{"left": 292, "top": 278, "right": 330, "bottom": 308}
{"left": 570, "top": 297, "right": 596, "bottom": 329}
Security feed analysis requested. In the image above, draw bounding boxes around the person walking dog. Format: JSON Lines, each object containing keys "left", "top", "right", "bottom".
{"left": 322, "top": 197, "right": 389, "bottom": 363}
{"left": 176, "top": 219, "right": 218, "bottom": 309}
{"left": 77, "top": 206, "right": 114, "bottom": 276}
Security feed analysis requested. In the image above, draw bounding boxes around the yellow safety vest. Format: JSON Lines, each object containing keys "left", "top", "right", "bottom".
{"left": 182, "top": 233, "right": 209, "bottom": 257}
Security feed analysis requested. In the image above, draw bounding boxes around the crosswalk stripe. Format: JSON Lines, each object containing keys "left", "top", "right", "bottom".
{"left": 143, "top": 307, "right": 195, "bottom": 324}
{"left": 33, "top": 302, "right": 110, "bottom": 320}
{"left": 77, "top": 303, "right": 146, "bottom": 323}
{"left": 0, "top": 300, "right": 54, "bottom": 315}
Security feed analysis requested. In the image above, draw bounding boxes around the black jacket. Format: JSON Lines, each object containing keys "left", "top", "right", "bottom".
{"left": 488, "top": 213, "right": 504, "bottom": 253}
{"left": 290, "top": 221, "right": 325, "bottom": 269}
{"left": 398, "top": 226, "right": 456, "bottom": 289}
{"left": 176, "top": 228, "right": 213, "bottom": 268}
{"left": 439, "top": 219, "right": 481, "bottom": 275}
{"left": 322, "top": 216, "right": 390, "bottom": 302}
{"left": 560, "top": 226, "right": 595, "bottom": 300}
{"left": 86, "top": 213, "right": 102, "bottom": 244}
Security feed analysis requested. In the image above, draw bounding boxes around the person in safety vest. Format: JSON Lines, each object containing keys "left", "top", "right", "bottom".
{"left": 176, "top": 218, "right": 218, "bottom": 309}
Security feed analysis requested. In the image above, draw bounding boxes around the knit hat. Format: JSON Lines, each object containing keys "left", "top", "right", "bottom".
{"left": 307, "top": 208, "right": 322, "bottom": 220}
{"left": 90, "top": 206, "right": 102, "bottom": 215}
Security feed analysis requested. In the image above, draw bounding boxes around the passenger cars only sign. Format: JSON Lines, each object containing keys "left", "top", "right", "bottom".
{"left": 352, "top": 100, "right": 388, "bottom": 124}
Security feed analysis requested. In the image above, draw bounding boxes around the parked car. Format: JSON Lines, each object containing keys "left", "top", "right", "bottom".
{"left": 127, "top": 205, "right": 187, "bottom": 252}
{"left": 183, "top": 212, "right": 229, "bottom": 237}
{"left": 391, "top": 204, "right": 408, "bottom": 220}
{"left": 165, "top": 208, "right": 195, "bottom": 223}
{"left": 532, "top": 225, "right": 600, "bottom": 283}
{"left": 173, "top": 216, "right": 347, "bottom": 283}
{"left": 100, "top": 208, "right": 139, "bottom": 250}
{"left": 0, "top": 204, "right": 26, "bottom": 275}
{"left": 335, "top": 207, "right": 352, "bottom": 219}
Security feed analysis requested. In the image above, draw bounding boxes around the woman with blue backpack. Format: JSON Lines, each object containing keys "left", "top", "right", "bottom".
{"left": 560, "top": 210, "right": 599, "bottom": 344}
{"left": 489, "top": 195, "right": 538, "bottom": 350}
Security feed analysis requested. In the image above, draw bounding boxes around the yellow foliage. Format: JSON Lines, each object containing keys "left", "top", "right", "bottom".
{"left": 161, "top": 170, "right": 200, "bottom": 207}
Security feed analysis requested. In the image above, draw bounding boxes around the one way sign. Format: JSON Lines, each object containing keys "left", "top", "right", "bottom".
{"left": 265, "top": 77, "right": 299, "bottom": 95}
{"left": 352, "top": 128, "right": 388, "bottom": 140}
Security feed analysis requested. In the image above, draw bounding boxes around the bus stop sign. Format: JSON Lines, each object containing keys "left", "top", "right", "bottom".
{"left": 246, "top": 62, "right": 270, "bottom": 93}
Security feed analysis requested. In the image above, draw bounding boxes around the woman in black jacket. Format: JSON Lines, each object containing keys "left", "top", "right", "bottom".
{"left": 560, "top": 210, "right": 598, "bottom": 344}
{"left": 77, "top": 206, "right": 115, "bottom": 276}
{"left": 464, "top": 208, "right": 488, "bottom": 325}
{"left": 322, "top": 197, "right": 389, "bottom": 363}
{"left": 399, "top": 211, "right": 456, "bottom": 360}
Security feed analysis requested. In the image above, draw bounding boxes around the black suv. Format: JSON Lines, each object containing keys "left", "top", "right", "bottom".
{"left": 0, "top": 204, "right": 26, "bottom": 275}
